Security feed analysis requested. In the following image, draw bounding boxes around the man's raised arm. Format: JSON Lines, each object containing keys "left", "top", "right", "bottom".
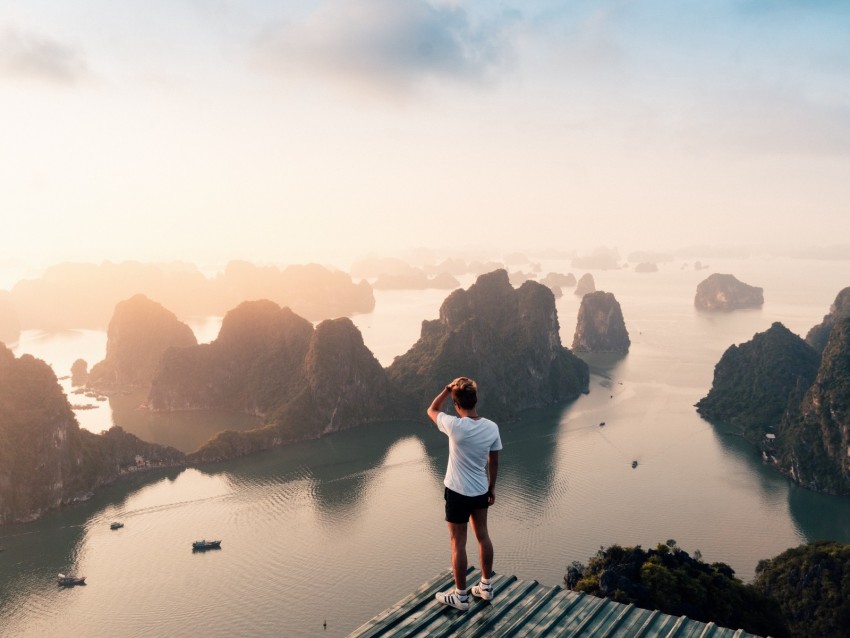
{"left": 427, "top": 385, "right": 452, "bottom": 425}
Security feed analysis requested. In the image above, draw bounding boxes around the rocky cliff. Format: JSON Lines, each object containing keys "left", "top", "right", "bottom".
{"left": 387, "top": 269, "right": 589, "bottom": 420}
{"left": 148, "top": 300, "right": 394, "bottom": 462}
{"left": 88, "top": 294, "right": 197, "bottom": 390}
{"left": 694, "top": 274, "right": 764, "bottom": 311}
{"left": 806, "top": 287, "right": 850, "bottom": 354}
{"left": 696, "top": 322, "right": 820, "bottom": 442}
{"left": 0, "top": 344, "right": 184, "bottom": 524}
{"left": 149, "top": 300, "right": 313, "bottom": 414}
{"left": 777, "top": 318, "right": 850, "bottom": 494}
{"left": 572, "top": 291, "right": 631, "bottom": 354}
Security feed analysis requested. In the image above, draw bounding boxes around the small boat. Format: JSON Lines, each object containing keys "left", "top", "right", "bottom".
{"left": 192, "top": 540, "right": 222, "bottom": 551}
{"left": 110, "top": 522, "right": 124, "bottom": 530}
{"left": 631, "top": 460, "right": 638, "bottom": 469}
{"left": 57, "top": 573, "right": 86, "bottom": 586}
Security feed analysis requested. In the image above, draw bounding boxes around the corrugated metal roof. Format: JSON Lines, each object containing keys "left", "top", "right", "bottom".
{"left": 348, "top": 569, "right": 768, "bottom": 638}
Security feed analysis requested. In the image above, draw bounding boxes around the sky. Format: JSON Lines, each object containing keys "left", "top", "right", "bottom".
{"left": 1, "top": 0, "right": 849, "bottom": 270}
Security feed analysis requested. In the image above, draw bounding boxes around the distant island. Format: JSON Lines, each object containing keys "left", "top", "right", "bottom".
{"left": 571, "top": 247, "right": 621, "bottom": 270}
{"left": 634, "top": 262, "right": 658, "bottom": 273}
{"left": 6, "top": 260, "right": 374, "bottom": 330}
{"left": 694, "top": 273, "right": 764, "bottom": 311}
{"left": 575, "top": 273, "right": 596, "bottom": 297}
{"left": 697, "top": 288, "right": 850, "bottom": 495}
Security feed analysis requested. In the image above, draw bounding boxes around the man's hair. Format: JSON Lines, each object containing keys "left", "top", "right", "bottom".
{"left": 452, "top": 378, "right": 478, "bottom": 410}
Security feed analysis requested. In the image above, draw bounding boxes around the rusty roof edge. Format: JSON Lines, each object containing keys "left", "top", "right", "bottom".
{"left": 457, "top": 582, "right": 564, "bottom": 638}
{"left": 446, "top": 577, "right": 544, "bottom": 638}
{"left": 349, "top": 568, "right": 471, "bottom": 638}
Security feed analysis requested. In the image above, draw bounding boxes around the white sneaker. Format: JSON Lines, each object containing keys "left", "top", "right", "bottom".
{"left": 435, "top": 589, "right": 469, "bottom": 611}
{"left": 471, "top": 580, "right": 493, "bottom": 601}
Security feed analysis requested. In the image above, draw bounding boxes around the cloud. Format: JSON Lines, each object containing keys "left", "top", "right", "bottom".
{"left": 254, "top": 0, "right": 520, "bottom": 93}
{"left": 676, "top": 80, "right": 850, "bottom": 156}
{"left": 0, "top": 25, "right": 88, "bottom": 85}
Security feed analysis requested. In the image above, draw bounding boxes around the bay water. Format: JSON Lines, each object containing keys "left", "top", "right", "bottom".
{"left": 2, "top": 257, "right": 850, "bottom": 637}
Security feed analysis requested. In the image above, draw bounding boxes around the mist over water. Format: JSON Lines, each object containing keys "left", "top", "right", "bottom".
{"left": 2, "top": 256, "right": 850, "bottom": 637}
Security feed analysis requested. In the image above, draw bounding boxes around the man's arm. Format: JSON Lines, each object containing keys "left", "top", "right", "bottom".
{"left": 487, "top": 450, "right": 499, "bottom": 505}
{"left": 426, "top": 385, "right": 452, "bottom": 425}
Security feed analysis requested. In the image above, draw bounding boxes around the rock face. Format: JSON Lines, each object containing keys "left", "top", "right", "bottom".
{"left": 575, "top": 273, "right": 596, "bottom": 297}
{"left": 694, "top": 274, "right": 764, "bottom": 311}
{"left": 777, "top": 318, "right": 850, "bottom": 494}
{"left": 0, "top": 344, "right": 184, "bottom": 524}
{"left": 572, "top": 291, "right": 631, "bottom": 354}
{"left": 149, "top": 300, "right": 313, "bottom": 414}
{"left": 806, "top": 287, "right": 850, "bottom": 354}
{"left": 696, "top": 322, "right": 820, "bottom": 441}
{"left": 387, "top": 270, "right": 589, "bottom": 420}
{"left": 148, "top": 300, "right": 394, "bottom": 462}
{"left": 88, "top": 294, "right": 197, "bottom": 390}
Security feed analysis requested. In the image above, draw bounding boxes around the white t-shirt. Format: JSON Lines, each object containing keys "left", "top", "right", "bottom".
{"left": 436, "top": 412, "right": 503, "bottom": 497}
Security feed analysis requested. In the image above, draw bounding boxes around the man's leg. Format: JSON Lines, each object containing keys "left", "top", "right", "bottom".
{"left": 448, "top": 522, "right": 468, "bottom": 590}
{"left": 470, "top": 507, "right": 493, "bottom": 579}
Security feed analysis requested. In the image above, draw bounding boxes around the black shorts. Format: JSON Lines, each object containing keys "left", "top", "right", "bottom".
{"left": 444, "top": 487, "right": 489, "bottom": 524}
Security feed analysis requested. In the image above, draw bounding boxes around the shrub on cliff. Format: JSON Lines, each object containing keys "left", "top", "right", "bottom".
{"left": 753, "top": 541, "right": 850, "bottom": 638}
{"left": 566, "top": 540, "right": 788, "bottom": 638}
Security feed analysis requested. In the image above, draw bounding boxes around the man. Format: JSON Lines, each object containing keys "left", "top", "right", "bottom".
{"left": 427, "top": 376, "right": 502, "bottom": 611}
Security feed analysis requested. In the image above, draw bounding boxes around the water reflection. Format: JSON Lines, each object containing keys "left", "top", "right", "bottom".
{"left": 788, "top": 483, "right": 850, "bottom": 542}
{"left": 109, "top": 390, "right": 262, "bottom": 453}
{"left": 497, "top": 404, "right": 566, "bottom": 520}
{"left": 196, "top": 420, "right": 442, "bottom": 517}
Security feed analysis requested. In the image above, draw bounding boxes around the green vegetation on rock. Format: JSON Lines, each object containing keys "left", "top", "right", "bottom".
{"left": 776, "top": 317, "right": 850, "bottom": 494}
{"left": 566, "top": 540, "right": 789, "bottom": 638}
{"left": 753, "top": 541, "right": 850, "bottom": 638}
{"left": 696, "top": 322, "right": 819, "bottom": 443}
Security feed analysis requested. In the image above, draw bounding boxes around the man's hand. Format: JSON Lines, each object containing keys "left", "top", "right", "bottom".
{"left": 487, "top": 489, "right": 495, "bottom": 506}
{"left": 449, "top": 376, "right": 471, "bottom": 390}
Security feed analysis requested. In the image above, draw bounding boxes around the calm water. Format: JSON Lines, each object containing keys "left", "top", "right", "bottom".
{"left": 3, "top": 257, "right": 850, "bottom": 637}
